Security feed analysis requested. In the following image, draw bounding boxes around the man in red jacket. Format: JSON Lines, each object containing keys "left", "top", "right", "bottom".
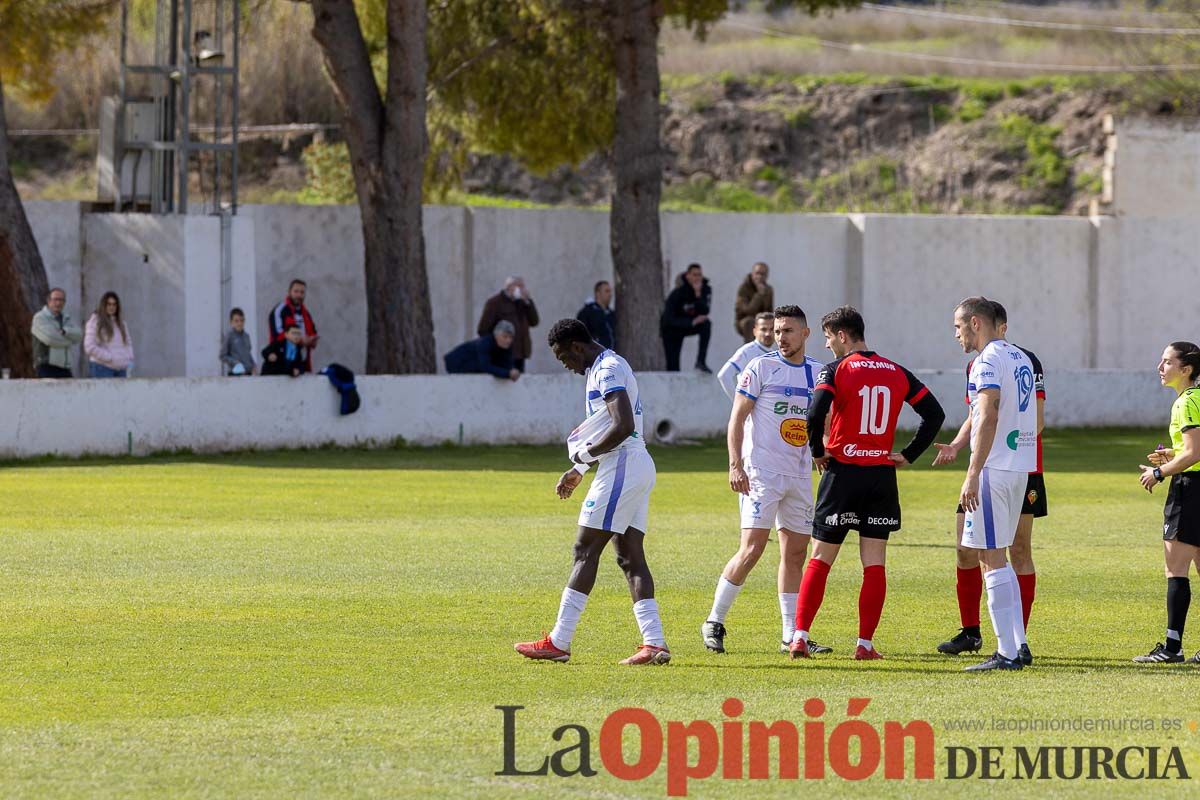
{"left": 268, "top": 279, "right": 319, "bottom": 373}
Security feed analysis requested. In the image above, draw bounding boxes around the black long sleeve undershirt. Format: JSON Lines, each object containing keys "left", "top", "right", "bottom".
{"left": 807, "top": 387, "right": 945, "bottom": 463}
{"left": 807, "top": 387, "right": 835, "bottom": 459}
{"left": 899, "top": 392, "right": 946, "bottom": 465}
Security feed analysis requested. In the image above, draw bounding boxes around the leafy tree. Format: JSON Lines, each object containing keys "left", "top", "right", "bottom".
{"left": 302, "top": 0, "right": 435, "bottom": 373}
{"left": 0, "top": 0, "right": 113, "bottom": 377}
{"left": 432, "top": 1, "right": 860, "bottom": 369}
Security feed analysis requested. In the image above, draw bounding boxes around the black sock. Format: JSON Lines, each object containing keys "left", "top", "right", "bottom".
{"left": 963, "top": 625, "right": 981, "bottom": 638}
{"left": 1166, "top": 577, "right": 1191, "bottom": 652}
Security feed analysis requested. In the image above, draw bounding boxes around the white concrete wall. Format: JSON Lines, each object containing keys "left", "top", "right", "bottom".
{"left": 662, "top": 212, "right": 852, "bottom": 375}
{"left": 1095, "top": 216, "right": 1200, "bottom": 372}
{"left": 1110, "top": 118, "right": 1200, "bottom": 220}
{"left": 0, "top": 370, "right": 1169, "bottom": 460}
{"left": 0, "top": 373, "right": 728, "bottom": 459}
{"left": 860, "top": 214, "right": 1096, "bottom": 371}
{"left": 18, "top": 194, "right": 1200, "bottom": 380}
{"left": 80, "top": 214, "right": 188, "bottom": 378}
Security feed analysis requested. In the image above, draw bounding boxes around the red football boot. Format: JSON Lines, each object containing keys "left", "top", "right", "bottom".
{"left": 514, "top": 633, "right": 570, "bottom": 663}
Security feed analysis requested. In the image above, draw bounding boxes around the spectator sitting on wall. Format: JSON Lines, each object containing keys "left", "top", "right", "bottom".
{"left": 31, "top": 287, "right": 83, "bottom": 379}
{"left": 444, "top": 320, "right": 520, "bottom": 381}
{"left": 261, "top": 325, "right": 309, "bottom": 377}
{"left": 220, "top": 307, "right": 256, "bottom": 376}
{"left": 660, "top": 262, "right": 713, "bottom": 373}
{"left": 576, "top": 280, "right": 616, "bottom": 350}
{"left": 735, "top": 261, "right": 774, "bottom": 343}
{"left": 268, "top": 279, "right": 318, "bottom": 373}
{"left": 84, "top": 291, "right": 135, "bottom": 378}
{"left": 477, "top": 276, "right": 538, "bottom": 373}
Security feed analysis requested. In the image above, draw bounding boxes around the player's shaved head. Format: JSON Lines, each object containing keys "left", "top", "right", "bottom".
{"left": 956, "top": 296, "right": 998, "bottom": 327}
{"left": 990, "top": 300, "right": 1008, "bottom": 325}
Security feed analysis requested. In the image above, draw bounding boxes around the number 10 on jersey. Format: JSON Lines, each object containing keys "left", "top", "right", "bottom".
{"left": 858, "top": 386, "right": 892, "bottom": 435}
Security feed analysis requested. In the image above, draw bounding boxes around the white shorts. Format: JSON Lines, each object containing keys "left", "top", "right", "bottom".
{"left": 739, "top": 467, "right": 814, "bottom": 534}
{"left": 961, "top": 467, "right": 1026, "bottom": 550}
{"left": 578, "top": 448, "right": 656, "bottom": 534}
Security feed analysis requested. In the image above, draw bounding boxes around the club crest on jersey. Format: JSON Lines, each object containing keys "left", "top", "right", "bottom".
{"left": 1027, "top": 489, "right": 1039, "bottom": 504}
{"left": 780, "top": 418, "right": 808, "bottom": 447}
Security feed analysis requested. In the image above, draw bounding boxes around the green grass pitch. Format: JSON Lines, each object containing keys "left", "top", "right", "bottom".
{"left": 1, "top": 429, "right": 1199, "bottom": 798}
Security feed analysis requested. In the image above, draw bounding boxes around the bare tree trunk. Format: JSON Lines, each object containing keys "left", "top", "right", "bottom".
{"left": 310, "top": 0, "right": 435, "bottom": 374}
{"left": 608, "top": 0, "right": 665, "bottom": 371}
{"left": 0, "top": 71, "right": 49, "bottom": 379}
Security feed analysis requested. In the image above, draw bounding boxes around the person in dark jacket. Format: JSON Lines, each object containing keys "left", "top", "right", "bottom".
{"left": 477, "top": 276, "right": 539, "bottom": 373}
{"left": 267, "top": 279, "right": 318, "bottom": 373}
{"left": 660, "top": 263, "right": 713, "bottom": 373}
{"left": 735, "top": 262, "right": 774, "bottom": 342}
{"left": 576, "top": 280, "right": 616, "bottom": 350}
{"left": 261, "top": 325, "right": 308, "bottom": 377}
{"left": 445, "top": 321, "right": 520, "bottom": 381}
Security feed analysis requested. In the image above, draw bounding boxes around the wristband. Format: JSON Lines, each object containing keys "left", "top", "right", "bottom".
{"left": 573, "top": 462, "right": 590, "bottom": 475}
{"left": 1154, "top": 467, "right": 1165, "bottom": 483}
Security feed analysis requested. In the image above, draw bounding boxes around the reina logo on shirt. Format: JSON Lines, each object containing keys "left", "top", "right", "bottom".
{"left": 779, "top": 419, "right": 809, "bottom": 447}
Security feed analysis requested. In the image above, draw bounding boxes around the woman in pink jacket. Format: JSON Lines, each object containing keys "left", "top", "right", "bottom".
{"left": 84, "top": 291, "right": 135, "bottom": 378}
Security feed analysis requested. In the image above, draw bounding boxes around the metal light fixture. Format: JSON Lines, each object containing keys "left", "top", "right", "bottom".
{"left": 194, "top": 30, "right": 224, "bottom": 65}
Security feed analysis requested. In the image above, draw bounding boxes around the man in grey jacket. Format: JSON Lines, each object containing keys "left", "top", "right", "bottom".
{"left": 31, "top": 288, "right": 83, "bottom": 378}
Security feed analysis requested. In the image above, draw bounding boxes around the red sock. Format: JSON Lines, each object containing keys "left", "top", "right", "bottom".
{"left": 956, "top": 566, "right": 983, "bottom": 628}
{"left": 795, "top": 559, "right": 832, "bottom": 634}
{"left": 858, "top": 565, "right": 887, "bottom": 641}
{"left": 1016, "top": 572, "right": 1036, "bottom": 630}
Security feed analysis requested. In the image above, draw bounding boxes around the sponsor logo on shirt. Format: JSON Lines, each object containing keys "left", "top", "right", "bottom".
{"left": 839, "top": 512, "right": 860, "bottom": 526}
{"left": 1006, "top": 430, "right": 1036, "bottom": 451}
{"left": 848, "top": 361, "right": 896, "bottom": 371}
{"left": 825, "top": 513, "right": 840, "bottom": 526}
{"left": 773, "top": 401, "right": 806, "bottom": 415}
{"left": 780, "top": 419, "right": 809, "bottom": 447}
{"left": 1027, "top": 489, "right": 1039, "bottom": 505}
{"left": 843, "top": 443, "right": 889, "bottom": 459}
{"left": 867, "top": 516, "right": 898, "bottom": 526}
{"left": 739, "top": 372, "right": 753, "bottom": 388}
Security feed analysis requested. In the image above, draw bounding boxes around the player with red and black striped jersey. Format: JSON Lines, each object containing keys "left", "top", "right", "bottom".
{"left": 788, "top": 306, "right": 945, "bottom": 662}
{"left": 933, "top": 300, "right": 1045, "bottom": 663}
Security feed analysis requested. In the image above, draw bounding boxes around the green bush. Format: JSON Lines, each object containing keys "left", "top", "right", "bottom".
{"left": 298, "top": 141, "right": 357, "bottom": 205}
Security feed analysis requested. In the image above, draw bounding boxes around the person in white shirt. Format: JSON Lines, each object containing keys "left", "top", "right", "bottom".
{"left": 701, "top": 305, "right": 832, "bottom": 656}
{"left": 514, "top": 319, "right": 669, "bottom": 666}
{"left": 950, "top": 296, "right": 1038, "bottom": 672}
{"left": 717, "top": 312, "right": 775, "bottom": 401}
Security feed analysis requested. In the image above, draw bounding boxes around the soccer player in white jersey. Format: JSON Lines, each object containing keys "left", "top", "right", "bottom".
{"left": 951, "top": 297, "right": 1039, "bottom": 672}
{"left": 514, "top": 319, "right": 670, "bottom": 666}
{"left": 701, "top": 305, "right": 832, "bottom": 655}
{"left": 717, "top": 312, "right": 775, "bottom": 401}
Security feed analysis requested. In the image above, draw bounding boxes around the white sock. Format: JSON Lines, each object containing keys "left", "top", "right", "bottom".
{"left": 857, "top": 638, "right": 874, "bottom": 651}
{"left": 633, "top": 598, "right": 666, "bottom": 648}
{"left": 985, "top": 567, "right": 1019, "bottom": 660}
{"left": 1168, "top": 629, "right": 1183, "bottom": 643}
{"left": 779, "top": 592, "right": 798, "bottom": 643}
{"left": 708, "top": 577, "right": 742, "bottom": 624}
{"left": 791, "top": 629, "right": 809, "bottom": 644}
{"left": 548, "top": 587, "right": 588, "bottom": 651}
{"left": 1005, "top": 565, "right": 1028, "bottom": 647}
